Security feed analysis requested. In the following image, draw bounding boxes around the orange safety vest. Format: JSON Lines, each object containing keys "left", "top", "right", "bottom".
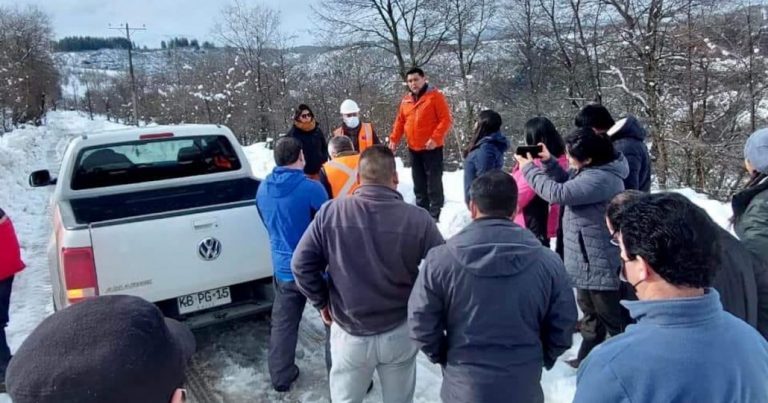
{"left": 334, "top": 123, "right": 375, "bottom": 153}
{"left": 324, "top": 154, "right": 361, "bottom": 198}
{"left": 357, "top": 123, "right": 374, "bottom": 153}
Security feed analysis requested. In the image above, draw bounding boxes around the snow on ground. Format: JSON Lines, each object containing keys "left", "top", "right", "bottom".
{"left": 0, "top": 113, "right": 738, "bottom": 402}
{"left": 0, "top": 111, "right": 124, "bottom": 402}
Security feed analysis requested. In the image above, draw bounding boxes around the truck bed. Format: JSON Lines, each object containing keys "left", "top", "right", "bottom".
{"left": 70, "top": 177, "right": 259, "bottom": 224}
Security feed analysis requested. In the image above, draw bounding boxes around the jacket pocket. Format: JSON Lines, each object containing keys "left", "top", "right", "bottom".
{"left": 578, "top": 230, "right": 590, "bottom": 265}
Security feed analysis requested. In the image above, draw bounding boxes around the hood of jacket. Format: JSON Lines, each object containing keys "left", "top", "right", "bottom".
{"left": 475, "top": 131, "right": 510, "bottom": 153}
{"left": 584, "top": 153, "right": 630, "bottom": 181}
{"left": 733, "top": 173, "right": 768, "bottom": 219}
{"left": 446, "top": 218, "right": 547, "bottom": 277}
{"left": 608, "top": 115, "right": 647, "bottom": 142}
{"left": 263, "top": 167, "right": 306, "bottom": 198}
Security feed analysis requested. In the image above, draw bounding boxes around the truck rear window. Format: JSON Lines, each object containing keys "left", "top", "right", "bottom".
{"left": 71, "top": 135, "right": 242, "bottom": 190}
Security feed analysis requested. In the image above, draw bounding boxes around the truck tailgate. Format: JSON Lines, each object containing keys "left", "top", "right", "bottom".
{"left": 90, "top": 202, "right": 272, "bottom": 302}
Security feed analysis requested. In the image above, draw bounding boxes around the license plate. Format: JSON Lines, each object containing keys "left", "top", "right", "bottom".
{"left": 177, "top": 286, "right": 232, "bottom": 314}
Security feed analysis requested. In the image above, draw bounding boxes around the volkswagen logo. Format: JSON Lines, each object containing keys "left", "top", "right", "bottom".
{"left": 197, "top": 237, "right": 222, "bottom": 261}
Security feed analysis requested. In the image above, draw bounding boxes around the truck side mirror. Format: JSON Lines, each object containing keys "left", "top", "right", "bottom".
{"left": 29, "top": 170, "right": 53, "bottom": 187}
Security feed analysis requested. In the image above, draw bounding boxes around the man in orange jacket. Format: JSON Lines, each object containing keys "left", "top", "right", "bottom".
{"left": 389, "top": 67, "right": 453, "bottom": 221}
{"left": 0, "top": 207, "right": 24, "bottom": 388}
{"left": 320, "top": 136, "right": 361, "bottom": 199}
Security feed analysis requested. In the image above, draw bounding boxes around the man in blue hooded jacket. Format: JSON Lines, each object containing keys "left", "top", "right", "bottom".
{"left": 256, "top": 136, "right": 328, "bottom": 392}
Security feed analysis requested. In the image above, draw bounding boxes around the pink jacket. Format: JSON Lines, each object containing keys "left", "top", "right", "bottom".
{"left": 512, "top": 155, "right": 569, "bottom": 238}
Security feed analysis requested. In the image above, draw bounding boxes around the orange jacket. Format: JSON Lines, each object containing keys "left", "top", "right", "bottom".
{"left": 390, "top": 86, "right": 453, "bottom": 151}
{"left": 322, "top": 154, "right": 361, "bottom": 198}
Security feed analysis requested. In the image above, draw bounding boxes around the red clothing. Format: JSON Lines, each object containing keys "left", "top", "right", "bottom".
{"left": 0, "top": 213, "right": 25, "bottom": 281}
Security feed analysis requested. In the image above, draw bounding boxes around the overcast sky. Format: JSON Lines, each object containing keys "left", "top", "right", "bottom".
{"left": 10, "top": 0, "right": 318, "bottom": 47}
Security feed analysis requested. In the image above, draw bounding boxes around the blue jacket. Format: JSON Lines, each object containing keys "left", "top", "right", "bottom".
{"left": 463, "top": 132, "right": 509, "bottom": 204}
{"left": 408, "top": 218, "right": 576, "bottom": 403}
{"left": 609, "top": 115, "right": 652, "bottom": 192}
{"left": 256, "top": 167, "right": 328, "bottom": 282}
{"left": 574, "top": 289, "right": 768, "bottom": 403}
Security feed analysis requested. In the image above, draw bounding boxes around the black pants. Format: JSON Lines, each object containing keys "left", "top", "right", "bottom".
{"left": 410, "top": 147, "right": 444, "bottom": 220}
{"left": 268, "top": 278, "right": 306, "bottom": 388}
{"left": 0, "top": 276, "right": 13, "bottom": 376}
{"left": 555, "top": 207, "right": 565, "bottom": 261}
{"left": 576, "top": 288, "right": 628, "bottom": 362}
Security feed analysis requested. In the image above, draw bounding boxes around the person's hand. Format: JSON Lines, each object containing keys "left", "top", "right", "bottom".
{"left": 425, "top": 139, "right": 437, "bottom": 150}
{"left": 388, "top": 140, "right": 398, "bottom": 152}
{"left": 515, "top": 152, "right": 535, "bottom": 169}
{"left": 320, "top": 305, "right": 333, "bottom": 326}
{"left": 538, "top": 143, "right": 552, "bottom": 161}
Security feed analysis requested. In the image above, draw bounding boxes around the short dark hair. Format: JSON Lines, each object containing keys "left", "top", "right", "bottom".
{"left": 616, "top": 192, "right": 721, "bottom": 288}
{"left": 525, "top": 116, "right": 566, "bottom": 158}
{"left": 575, "top": 104, "right": 615, "bottom": 131}
{"left": 329, "top": 135, "right": 354, "bottom": 154}
{"left": 293, "top": 104, "right": 314, "bottom": 121}
{"left": 359, "top": 145, "right": 396, "bottom": 185}
{"left": 469, "top": 170, "right": 518, "bottom": 217}
{"left": 405, "top": 67, "right": 425, "bottom": 77}
{"left": 565, "top": 128, "right": 616, "bottom": 166}
{"left": 606, "top": 190, "right": 648, "bottom": 231}
{"left": 274, "top": 136, "right": 302, "bottom": 167}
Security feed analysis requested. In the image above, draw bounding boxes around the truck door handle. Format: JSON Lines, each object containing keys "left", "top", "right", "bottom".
{"left": 193, "top": 218, "right": 218, "bottom": 229}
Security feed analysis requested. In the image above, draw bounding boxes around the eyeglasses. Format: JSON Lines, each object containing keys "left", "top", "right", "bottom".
{"left": 617, "top": 257, "right": 630, "bottom": 282}
{"left": 609, "top": 230, "right": 620, "bottom": 247}
{"left": 300, "top": 113, "right": 312, "bottom": 119}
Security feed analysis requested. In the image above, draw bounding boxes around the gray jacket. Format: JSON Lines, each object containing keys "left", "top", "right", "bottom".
{"left": 523, "top": 155, "right": 628, "bottom": 290}
{"left": 292, "top": 185, "right": 444, "bottom": 336}
{"left": 408, "top": 218, "right": 577, "bottom": 403}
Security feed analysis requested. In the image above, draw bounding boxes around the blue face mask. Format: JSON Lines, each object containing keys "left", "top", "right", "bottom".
{"left": 343, "top": 116, "right": 360, "bottom": 128}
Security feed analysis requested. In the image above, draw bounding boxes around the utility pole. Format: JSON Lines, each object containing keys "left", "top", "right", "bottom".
{"left": 109, "top": 23, "right": 146, "bottom": 126}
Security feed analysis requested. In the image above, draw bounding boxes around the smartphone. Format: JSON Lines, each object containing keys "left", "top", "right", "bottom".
{"left": 515, "top": 145, "right": 542, "bottom": 158}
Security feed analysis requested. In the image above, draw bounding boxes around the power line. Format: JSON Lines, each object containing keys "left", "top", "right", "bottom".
{"left": 109, "top": 23, "right": 146, "bottom": 126}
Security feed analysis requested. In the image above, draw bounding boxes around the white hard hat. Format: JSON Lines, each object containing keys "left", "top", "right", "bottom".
{"left": 340, "top": 99, "right": 360, "bottom": 114}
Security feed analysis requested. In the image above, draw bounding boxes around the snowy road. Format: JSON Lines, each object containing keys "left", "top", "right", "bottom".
{"left": 0, "top": 111, "right": 731, "bottom": 402}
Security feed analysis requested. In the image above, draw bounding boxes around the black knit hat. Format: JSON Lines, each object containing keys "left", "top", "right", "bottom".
{"left": 6, "top": 295, "right": 195, "bottom": 403}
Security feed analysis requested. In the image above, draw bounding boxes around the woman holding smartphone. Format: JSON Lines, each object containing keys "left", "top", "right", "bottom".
{"left": 511, "top": 117, "right": 568, "bottom": 247}
{"left": 515, "top": 128, "right": 629, "bottom": 368}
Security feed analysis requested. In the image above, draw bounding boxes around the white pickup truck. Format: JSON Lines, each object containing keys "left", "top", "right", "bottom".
{"left": 30, "top": 125, "right": 274, "bottom": 327}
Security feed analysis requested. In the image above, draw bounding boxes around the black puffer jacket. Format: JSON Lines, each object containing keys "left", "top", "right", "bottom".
{"left": 609, "top": 115, "right": 652, "bottom": 192}
{"left": 286, "top": 124, "right": 328, "bottom": 176}
{"left": 715, "top": 226, "right": 768, "bottom": 340}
